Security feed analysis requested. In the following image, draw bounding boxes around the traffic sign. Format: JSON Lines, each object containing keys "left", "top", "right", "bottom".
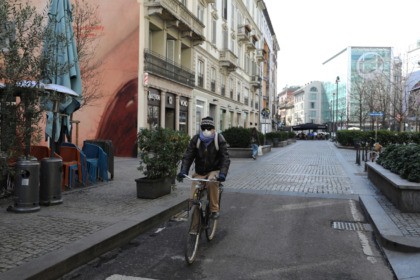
{"left": 369, "top": 112, "right": 383, "bottom": 117}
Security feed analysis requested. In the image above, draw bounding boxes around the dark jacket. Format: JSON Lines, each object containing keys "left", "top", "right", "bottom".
{"left": 180, "top": 133, "right": 230, "bottom": 176}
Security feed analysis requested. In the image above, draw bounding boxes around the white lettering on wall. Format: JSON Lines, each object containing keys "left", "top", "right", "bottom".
{"left": 148, "top": 91, "right": 160, "bottom": 101}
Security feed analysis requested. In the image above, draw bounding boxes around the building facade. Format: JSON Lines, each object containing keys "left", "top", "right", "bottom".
{"left": 137, "top": 0, "right": 279, "bottom": 139}
{"left": 27, "top": 0, "right": 279, "bottom": 156}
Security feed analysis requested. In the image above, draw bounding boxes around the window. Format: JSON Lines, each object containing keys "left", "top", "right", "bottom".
{"left": 196, "top": 100, "right": 205, "bottom": 132}
{"left": 310, "top": 93, "right": 317, "bottom": 100}
{"left": 310, "top": 102, "right": 315, "bottom": 109}
{"left": 237, "top": 81, "right": 241, "bottom": 102}
{"left": 230, "top": 78, "right": 234, "bottom": 99}
{"left": 197, "top": 4, "right": 204, "bottom": 22}
{"left": 147, "top": 105, "right": 160, "bottom": 129}
{"left": 198, "top": 60, "right": 204, "bottom": 87}
{"left": 310, "top": 87, "right": 318, "bottom": 92}
{"left": 223, "top": 29, "right": 228, "bottom": 49}
{"left": 221, "top": 74, "right": 226, "bottom": 96}
{"left": 212, "top": 18, "right": 216, "bottom": 44}
{"left": 166, "top": 39, "right": 175, "bottom": 62}
{"left": 231, "top": 4, "right": 235, "bottom": 29}
{"left": 244, "top": 87, "right": 249, "bottom": 105}
{"left": 222, "top": 0, "right": 227, "bottom": 20}
{"left": 211, "top": 67, "right": 216, "bottom": 92}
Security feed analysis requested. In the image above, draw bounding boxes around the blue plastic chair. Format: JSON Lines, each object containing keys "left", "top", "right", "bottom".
{"left": 82, "top": 143, "right": 108, "bottom": 183}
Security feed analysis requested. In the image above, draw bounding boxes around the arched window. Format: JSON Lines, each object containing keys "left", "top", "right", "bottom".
{"left": 310, "top": 87, "right": 318, "bottom": 92}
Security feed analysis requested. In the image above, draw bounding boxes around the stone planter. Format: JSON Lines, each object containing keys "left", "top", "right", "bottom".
{"left": 135, "top": 177, "right": 172, "bottom": 199}
{"left": 366, "top": 162, "right": 420, "bottom": 212}
{"left": 228, "top": 145, "right": 271, "bottom": 158}
{"left": 279, "top": 141, "right": 287, "bottom": 147}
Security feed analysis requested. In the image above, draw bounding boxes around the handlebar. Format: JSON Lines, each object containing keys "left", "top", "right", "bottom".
{"left": 183, "top": 175, "right": 217, "bottom": 182}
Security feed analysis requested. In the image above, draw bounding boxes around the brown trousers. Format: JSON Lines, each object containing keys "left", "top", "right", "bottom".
{"left": 191, "top": 171, "right": 220, "bottom": 212}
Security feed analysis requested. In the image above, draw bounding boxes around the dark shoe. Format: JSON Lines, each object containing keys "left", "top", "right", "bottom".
{"left": 252, "top": 155, "right": 256, "bottom": 160}
{"left": 210, "top": 212, "right": 220, "bottom": 220}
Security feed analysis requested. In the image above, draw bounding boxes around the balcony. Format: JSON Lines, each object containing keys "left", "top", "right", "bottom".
{"left": 144, "top": 49, "right": 195, "bottom": 88}
{"left": 246, "top": 37, "right": 257, "bottom": 51}
{"left": 250, "top": 75, "right": 261, "bottom": 90}
{"left": 145, "top": 0, "right": 205, "bottom": 44}
{"left": 237, "top": 25, "right": 250, "bottom": 43}
{"left": 256, "top": 49, "right": 265, "bottom": 62}
{"left": 219, "top": 49, "right": 238, "bottom": 72}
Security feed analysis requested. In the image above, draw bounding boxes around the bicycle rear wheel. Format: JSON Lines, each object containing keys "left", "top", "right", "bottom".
{"left": 185, "top": 205, "right": 201, "bottom": 264}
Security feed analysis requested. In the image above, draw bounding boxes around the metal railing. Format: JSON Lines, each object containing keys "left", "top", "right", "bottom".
{"left": 144, "top": 49, "right": 195, "bottom": 87}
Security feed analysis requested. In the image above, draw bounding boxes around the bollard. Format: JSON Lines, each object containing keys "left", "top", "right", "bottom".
{"left": 40, "top": 158, "right": 63, "bottom": 206}
{"left": 8, "top": 159, "right": 40, "bottom": 213}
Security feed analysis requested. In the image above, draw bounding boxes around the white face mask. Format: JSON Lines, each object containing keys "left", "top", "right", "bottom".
{"left": 202, "top": 129, "right": 213, "bottom": 137}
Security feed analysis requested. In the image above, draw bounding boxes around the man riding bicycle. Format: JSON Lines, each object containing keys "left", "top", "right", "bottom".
{"left": 177, "top": 116, "right": 230, "bottom": 219}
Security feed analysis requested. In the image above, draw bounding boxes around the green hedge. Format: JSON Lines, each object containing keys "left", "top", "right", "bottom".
{"left": 336, "top": 130, "right": 420, "bottom": 147}
{"left": 222, "top": 127, "right": 263, "bottom": 148}
{"left": 376, "top": 144, "right": 420, "bottom": 182}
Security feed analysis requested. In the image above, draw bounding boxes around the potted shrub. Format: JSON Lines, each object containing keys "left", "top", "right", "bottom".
{"left": 136, "top": 127, "right": 190, "bottom": 199}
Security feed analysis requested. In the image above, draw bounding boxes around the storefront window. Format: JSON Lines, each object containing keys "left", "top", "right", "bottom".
{"left": 147, "top": 105, "right": 160, "bottom": 129}
{"left": 196, "top": 100, "right": 205, "bottom": 132}
{"left": 179, "top": 111, "right": 188, "bottom": 133}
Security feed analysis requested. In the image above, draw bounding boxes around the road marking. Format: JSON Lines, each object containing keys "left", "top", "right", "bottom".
{"left": 349, "top": 200, "right": 377, "bottom": 264}
{"left": 106, "top": 275, "right": 156, "bottom": 280}
{"left": 273, "top": 200, "right": 344, "bottom": 212}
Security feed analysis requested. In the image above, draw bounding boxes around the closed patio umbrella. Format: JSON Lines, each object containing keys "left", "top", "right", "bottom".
{"left": 43, "top": 0, "right": 82, "bottom": 146}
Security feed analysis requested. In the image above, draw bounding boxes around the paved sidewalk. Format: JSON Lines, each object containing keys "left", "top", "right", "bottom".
{"left": 0, "top": 141, "right": 420, "bottom": 279}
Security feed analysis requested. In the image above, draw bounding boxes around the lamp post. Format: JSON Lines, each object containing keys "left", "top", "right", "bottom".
{"left": 335, "top": 76, "right": 340, "bottom": 135}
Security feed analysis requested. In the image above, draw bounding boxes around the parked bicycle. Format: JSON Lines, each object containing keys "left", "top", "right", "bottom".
{"left": 183, "top": 175, "right": 223, "bottom": 264}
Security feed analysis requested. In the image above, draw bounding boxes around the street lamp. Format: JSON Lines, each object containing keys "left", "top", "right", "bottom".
{"left": 335, "top": 76, "right": 340, "bottom": 134}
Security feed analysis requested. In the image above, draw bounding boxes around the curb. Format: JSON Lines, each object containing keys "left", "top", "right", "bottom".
{"left": 0, "top": 196, "right": 188, "bottom": 280}
{"left": 359, "top": 195, "right": 420, "bottom": 253}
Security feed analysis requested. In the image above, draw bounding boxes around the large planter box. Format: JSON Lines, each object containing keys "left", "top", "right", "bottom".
{"left": 279, "top": 141, "right": 287, "bottom": 147}
{"left": 135, "top": 177, "right": 172, "bottom": 199}
{"left": 366, "top": 162, "right": 420, "bottom": 212}
{"left": 228, "top": 145, "right": 271, "bottom": 158}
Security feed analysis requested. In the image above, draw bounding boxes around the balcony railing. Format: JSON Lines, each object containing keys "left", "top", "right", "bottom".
{"left": 144, "top": 49, "right": 195, "bottom": 87}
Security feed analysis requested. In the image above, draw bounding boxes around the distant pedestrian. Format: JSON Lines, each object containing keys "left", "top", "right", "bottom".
{"left": 250, "top": 128, "right": 260, "bottom": 160}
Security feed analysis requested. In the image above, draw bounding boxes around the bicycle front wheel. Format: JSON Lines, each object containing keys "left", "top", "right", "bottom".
{"left": 185, "top": 205, "right": 201, "bottom": 264}
{"left": 206, "top": 186, "right": 222, "bottom": 241}
{"left": 205, "top": 215, "right": 217, "bottom": 241}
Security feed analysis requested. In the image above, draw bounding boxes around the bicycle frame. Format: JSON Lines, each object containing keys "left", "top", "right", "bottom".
{"left": 184, "top": 175, "right": 222, "bottom": 264}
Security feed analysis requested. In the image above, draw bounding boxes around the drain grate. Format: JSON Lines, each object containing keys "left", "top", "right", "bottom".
{"left": 331, "top": 221, "right": 372, "bottom": 231}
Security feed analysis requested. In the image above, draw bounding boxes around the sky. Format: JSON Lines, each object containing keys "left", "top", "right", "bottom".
{"left": 264, "top": 0, "right": 420, "bottom": 90}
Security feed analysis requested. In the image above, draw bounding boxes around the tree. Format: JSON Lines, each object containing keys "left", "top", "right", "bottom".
{"left": 0, "top": 0, "right": 52, "bottom": 159}
{"left": 72, "top": 0, "right": 103, "bottom": 108}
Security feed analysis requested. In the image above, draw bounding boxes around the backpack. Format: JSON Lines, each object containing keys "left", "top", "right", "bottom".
{"left": 196, "top": 132, "right": 224, "bottom": 151}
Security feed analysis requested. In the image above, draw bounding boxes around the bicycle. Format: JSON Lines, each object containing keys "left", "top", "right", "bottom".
{"left": 183, "top": 175, "right": 223, "bottom": 264}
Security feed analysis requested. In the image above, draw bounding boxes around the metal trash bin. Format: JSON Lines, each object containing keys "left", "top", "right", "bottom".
{"left": 40, "top": 158, "right": 63, "bottom": 206}
{"left": 8, "top": 159, "right": 40, "bottom": 213}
